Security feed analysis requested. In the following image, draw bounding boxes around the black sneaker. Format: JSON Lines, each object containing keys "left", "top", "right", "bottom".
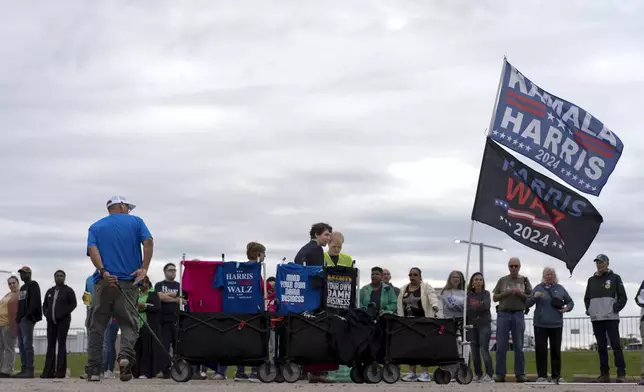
{"left": 494, "top": 375, "right": 505, "bottom": 383}
{"left": 119, "top": 358, "right": 133, "bottom": 382}
{"left": 234, "top": 373, "right": 249, "bottom": 382}
{"left": 595, "top": 375, "right": 610, "bottom": 383}
{"left": 516, "top": 375, "right": 528, "bottom": 383}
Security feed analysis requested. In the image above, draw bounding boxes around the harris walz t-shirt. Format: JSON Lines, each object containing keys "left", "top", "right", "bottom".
{"left": 214, "top": 262, "right": 263, "bottom": 314}
{"left": 154, "top": 280, "right": 180, "bottom": 323}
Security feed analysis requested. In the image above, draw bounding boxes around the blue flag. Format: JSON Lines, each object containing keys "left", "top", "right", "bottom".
{"left": 489, "top": 59, "right": 624, "bottom": 196}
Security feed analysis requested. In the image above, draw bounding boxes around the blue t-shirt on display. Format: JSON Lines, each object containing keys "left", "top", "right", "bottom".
{"left": 214, "top": 261, "right": 263, "bottom": 313}
{"left": 87, "top": 213, "right": 153, "bottom": 284}
{"left": 276, "top": 263, "right": 324, "bottom": 316}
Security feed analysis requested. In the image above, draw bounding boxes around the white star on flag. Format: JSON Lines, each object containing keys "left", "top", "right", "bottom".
{"left": 547, "top": 112, "right": 555, "bottom": 122}
{"left": 557, "top": 118, "right": 566, "bottom": 130}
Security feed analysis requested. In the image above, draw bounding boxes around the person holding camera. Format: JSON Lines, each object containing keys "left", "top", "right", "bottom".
{"left": 492, "top": 257, "right": 532, "bottom": 383}
{"left": 525, "top": 267, "right": 574, "bottom": 384}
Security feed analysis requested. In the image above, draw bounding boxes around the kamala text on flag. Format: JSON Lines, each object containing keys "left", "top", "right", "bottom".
{"left": 488, "top": 59, "right": 624, "bottom": 196}
{"left": 471, "top": 139, "right": 603, "bottom": 273}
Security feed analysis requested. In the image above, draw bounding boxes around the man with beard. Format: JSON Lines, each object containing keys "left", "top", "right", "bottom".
{"left": 154, "top": 263, "right": 182, "bottom": 379}
{"left": 14, "top": 266, "right": 42, "bottom": 378}
{"left": 41, "top": 270, "right": 77, "bottom": 378}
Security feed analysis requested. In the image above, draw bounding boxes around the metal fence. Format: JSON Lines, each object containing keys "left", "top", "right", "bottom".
{"left": 32, "top": 316, "right": 643, "bottom": 355}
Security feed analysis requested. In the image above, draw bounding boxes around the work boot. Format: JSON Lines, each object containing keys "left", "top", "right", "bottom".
{"left": 118, "top": 358, "right": 133, "bottom": 382}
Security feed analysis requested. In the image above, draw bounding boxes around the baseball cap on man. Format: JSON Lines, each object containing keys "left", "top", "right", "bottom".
{"left": 18, "top": 266, "right": 32, "bottom": 273}
{"left": 106, "top": 196, "right": 136, "bottom": 211}
{"left": 594, "top": 254, "right": 609, "bottom": 263}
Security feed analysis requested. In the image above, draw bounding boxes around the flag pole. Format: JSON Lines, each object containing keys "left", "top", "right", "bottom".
{"left": 485, "top": 56, "right": 507, "bottom": 137}
{"left": 461, "top": 220, "right": 475, "bottom": 361}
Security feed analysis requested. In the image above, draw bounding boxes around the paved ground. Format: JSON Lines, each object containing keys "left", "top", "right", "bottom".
{"left": 0, "top": 379, "right": 641, "bottom": 391}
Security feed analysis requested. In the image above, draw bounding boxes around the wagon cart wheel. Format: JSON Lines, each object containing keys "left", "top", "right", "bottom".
{"left": 350, "top": 365, "right": 365, "bottom": 384}
{"left": 274, "top": 365, "right": 285, "bottom": 383}
{"left": 382, "top": 364, "right": 400, "bottom": 384}
{"left": 455, "top": 363, "right": 474, "bottom": 385}
{"left": 258, "top": 362, "right": 278, "bottom": 383}
{"left": 170, "top": 359, "right": 193, "bottom": 383}
{"left": 433, "top": 368, "right": 451, "bottom": 385}
{"left": 363, "top": 363, "right": 383, "bottom": 384}
{"left": 281, "top": 362, "right": 301, "bottom": 383}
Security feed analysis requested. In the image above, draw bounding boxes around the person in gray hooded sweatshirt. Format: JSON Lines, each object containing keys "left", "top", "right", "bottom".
{"left": 526, "top": 267, "right": 574, "bottom": 384}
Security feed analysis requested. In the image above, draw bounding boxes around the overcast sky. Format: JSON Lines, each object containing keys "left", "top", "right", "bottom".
{"left": 1, "top": 1, "right": 643, "bottom": 329}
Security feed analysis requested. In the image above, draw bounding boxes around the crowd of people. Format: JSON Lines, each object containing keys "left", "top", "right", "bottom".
{"left": 0, "top": 196, "right": 639, "bottom": 385}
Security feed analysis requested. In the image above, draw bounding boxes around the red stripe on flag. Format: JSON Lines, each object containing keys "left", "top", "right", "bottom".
{"left": 574, "top": 130, "right": 616, "bottom": 153}
{"left": 503, "top": 96, "right": 545, "bottom": 118}
{"left": 506, "top": 89, "right": 547, "bottom": 111}
{"left": 574, "top": 136, "right": 614, "bottom": 158}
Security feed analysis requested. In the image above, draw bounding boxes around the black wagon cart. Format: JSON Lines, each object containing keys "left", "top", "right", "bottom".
{"left": 379, "top": 313, "right": 473, "bottom": 384}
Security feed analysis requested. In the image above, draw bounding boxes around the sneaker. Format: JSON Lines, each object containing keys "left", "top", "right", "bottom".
{"left": 418, "top": 371, "right": 431, "bottom": 382}
{"left": 248, "top": 373, "right": 261, "bottom": 383}
{"left": 138, "top": 375, "right": 148, "bottom": 379}
{"left": 234, "top": 373, "right": 249, "bottom": 382}
{"left": 554, "top": 377, "right": 565, "bottom": 384}
{"left": 87, "top": 373, "right": 101, "bottom": 382}
{"left": 595, "top": 375, "right": 610, "bottom": 383}
{"left": 616, "top": 375, "right": 626, "bottom": 383}
{"left": 481, "top": 374, "right": 494, "bottom": 383}
{"left": 402, "top": 372, "right": 418, "bottom": 382}
{"left": 211, "top": 373, "right": 226, "bottom": 380}
{"left": 104, "top": 370, "right": 115, "bottom": 379}
{"left": 516, "top": 375, "right": 527, "bottom": 383}
{"left": 472, "top": 375, "right": 480, "bottom": 382}
{"left": 200, "top": 371, "right": 207, "bottom": 379}
{"left": 639, "top": 378, "right": 644, "bottom": 386}
{"left": 118, "top": 358, "right": 133, "bottom": 382}
{"left": 535, "top": 377, "right": 549, "bottom": 383}
{"left": 494, "top": 375, "right": 506, "bottom": 383}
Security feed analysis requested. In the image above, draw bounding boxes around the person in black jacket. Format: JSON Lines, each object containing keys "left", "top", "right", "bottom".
{"left": 294, "top": 222, "right": 332, "bottom": 266}
{"left": 583, "top": 254, "right": 627, "bottom": 383}
{"left": 133, "top": 277, "right": 162, "bottom": 379}
{"left": 14, "top": 266, "right": 42, "bottom": 378}
{"left": 41, "top": 270, "right": 77, "bottom": 378}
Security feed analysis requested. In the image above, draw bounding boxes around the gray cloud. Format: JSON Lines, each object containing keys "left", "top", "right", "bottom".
{"left": 1, "top": 0, "right": 643, "bottom": 327}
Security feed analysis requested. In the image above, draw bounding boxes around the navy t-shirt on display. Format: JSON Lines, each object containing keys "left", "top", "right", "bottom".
{"left": 276, "top": 263, "right": 324, "bottom": 316}
{"left": 213, "top": 261, "right": 263, "bottom": 314}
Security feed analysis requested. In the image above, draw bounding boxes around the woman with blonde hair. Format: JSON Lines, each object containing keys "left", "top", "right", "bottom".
{"left": 399, "top": 267, "right": 441, "bottom": 382}
{"left": 525, "top": 267, "right": 573, "bottom": 384}
{"left": 324, "top": 232, "right": 353, "bottom": 267}
{"left": 0, "top": 276, "right": 19, "bottom": 377}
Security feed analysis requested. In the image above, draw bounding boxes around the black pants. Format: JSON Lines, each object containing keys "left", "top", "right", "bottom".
{"left": 160, "top": 322, "right": 176, "bottom": 375}
{"left": 592, "top": 320, "right": 625, "bottom": 376}
{"left": 134, "top": 327, "right": 159, "bottom": 379}
{"left": 534, "top": 326, "right": 562, "bottom": 379}
{"left": 42, "top": 318, "right": 71, "bottom": 378}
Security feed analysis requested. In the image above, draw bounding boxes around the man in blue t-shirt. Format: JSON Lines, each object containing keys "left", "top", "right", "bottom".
{"left": 84, "top": 196, "right": 153, "bottom": 383}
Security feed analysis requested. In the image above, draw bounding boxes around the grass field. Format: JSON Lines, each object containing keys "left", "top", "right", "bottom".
{"left": 14, "top": 351, "right": 642, "bottom": 380}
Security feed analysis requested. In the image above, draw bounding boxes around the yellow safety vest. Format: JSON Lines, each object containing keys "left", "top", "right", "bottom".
{"left": 324, "top": 252, "right": 353, "bottom": 267}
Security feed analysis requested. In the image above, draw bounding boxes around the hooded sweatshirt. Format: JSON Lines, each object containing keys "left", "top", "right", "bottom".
{"left": 583, "top": 269, "right": 626, "bottom": 322}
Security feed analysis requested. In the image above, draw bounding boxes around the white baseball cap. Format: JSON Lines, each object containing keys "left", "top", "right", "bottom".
{"left": 106, "top": 196, "right": 136, "bottom": 211}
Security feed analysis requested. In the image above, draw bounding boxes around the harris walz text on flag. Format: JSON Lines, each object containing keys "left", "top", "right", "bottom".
{"left": 488, "top": 59, "right": 624, "bottom": 196}
{"left": 471, "top": 139, "right": 603, "bottom": 273}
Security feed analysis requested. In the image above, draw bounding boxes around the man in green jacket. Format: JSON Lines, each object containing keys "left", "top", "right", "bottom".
{"left": 359, "top": 267, "right": 397, "bottom": 313}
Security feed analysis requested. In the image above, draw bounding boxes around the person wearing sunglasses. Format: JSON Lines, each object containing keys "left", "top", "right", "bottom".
{"left": 154, "top": 263, "right": 182, "bottom": 379}
{"left": 0, "top": 276, "right": 20, "bottom": 378}
{"left": 492, "top": 257, "right": 532, "bottom": 383}
{"left": 399, "top": 267, "right": 441, "bottom": 382}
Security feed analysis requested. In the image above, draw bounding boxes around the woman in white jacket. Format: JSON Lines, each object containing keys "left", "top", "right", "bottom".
{"left": 398, "top": 267, "right": 442, "bottom": 382}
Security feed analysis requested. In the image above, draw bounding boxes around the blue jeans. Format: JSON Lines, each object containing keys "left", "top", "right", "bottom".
{"left": 495, "top": 311, "right": 525, "bottom": 377}
{"left": 18, "top": 318, "right": 35, "bottom": 373}
{"left": 470, "top": 324, "right": 494, "bottom": 377}
{"left": 102, "top": 319, "right": 119, "bottom": 372}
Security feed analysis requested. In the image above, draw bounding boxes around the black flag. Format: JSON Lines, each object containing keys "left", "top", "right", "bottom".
{"left": 471, "top": 139, "right": 603, "bottom": 273}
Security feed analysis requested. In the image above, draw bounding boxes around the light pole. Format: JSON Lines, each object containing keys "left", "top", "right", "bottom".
{"left": 454, "top": 239, "right": 506, "bottom": 276}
